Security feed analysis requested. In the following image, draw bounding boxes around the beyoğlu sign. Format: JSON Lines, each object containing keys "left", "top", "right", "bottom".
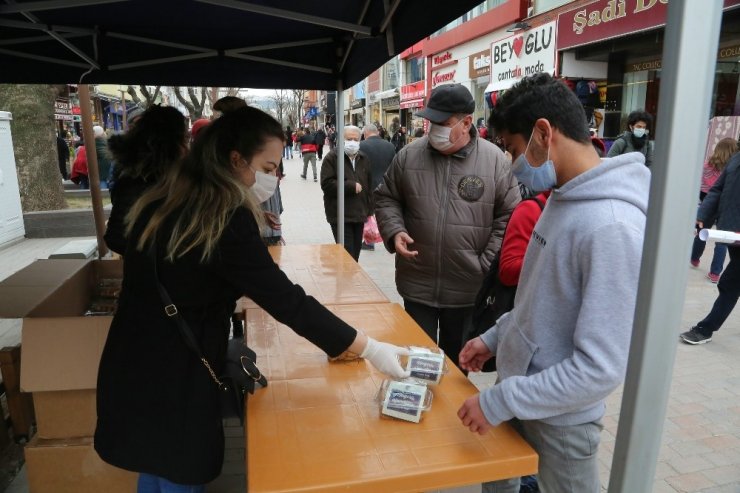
{"left": 558, "top": 0, "right": 740, "bottom": 51}
{"left": 486, "top": 21, "right": 556, "bottom": 93}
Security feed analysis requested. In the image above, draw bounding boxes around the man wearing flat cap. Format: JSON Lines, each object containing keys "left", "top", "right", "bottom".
{"left": 374, "top": 84, "right": 520, "bottom": 368}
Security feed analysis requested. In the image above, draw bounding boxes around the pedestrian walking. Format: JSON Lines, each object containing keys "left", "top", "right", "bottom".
{"left": 681, "top": 150, "right": 740, "bottom": 345}
{"left": 374, "top": 83, "right": 520, "bottom": 369}
{"left": 283, "top": 126, "right": 294, "bottom": 159}
{"left": 360, "top": 123, "right": 397, "bottom": 251}
{"left": 458, "top": 73, "right": 649, "bottom": 493}
{"left": 320, "top": 125, "right": 373, "bottom": 261}
{"left": 93, "top": 125, "right": 113, "bottom": 189}
{"left": 56, "top": 132, "right": 69, "bottom": 180}
{"left": 70, "top": 141, "right": 89, "bottom": 189}
{"left": 94, "top": 106, "right": 410, "bottom": 492}
{"left": 690, "top": 137, "right": 736, "bottom": 282}
{"left": 607, "top": 109, "right": 654, "bottom": 167}
{"left": 314, "top": 125, "right": 326, "bottom": 161}
{"left": 299, "top": 126, "right": 318, "bottom": 181}
{"left": 390, "top": 126, "right": 406, "bottom": 153}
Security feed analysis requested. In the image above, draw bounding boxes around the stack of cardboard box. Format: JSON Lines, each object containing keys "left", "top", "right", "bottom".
{"left": 0, "top": 259, "right": 137, "bottom": 492}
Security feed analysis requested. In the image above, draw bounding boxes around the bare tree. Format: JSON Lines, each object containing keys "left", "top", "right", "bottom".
{"left": 269, "top": 89, "right": 290, "bottom": 125}
{"left": 0, "top": 84, "right": 66, "bottom": 211}
{"left": 174, "top": 87, "right": 208, "bottom": 122}
{"left": 206, "top": 87, "right": 246, "bottom": 110}
{"left": 126, "top": 85, "right": 161, "bottom": 108}
{"left": 289, "top": 89, "right": 307, "bottom": 129}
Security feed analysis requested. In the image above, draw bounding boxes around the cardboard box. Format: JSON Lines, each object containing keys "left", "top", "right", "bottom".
{"left": 0, "top": 259, "right": 89, "bottom": 318}
{"left": 7, "top": 259, "right": 122, "bottom": 439}
{"left": 25, "top": 436, "right": 137, "bottom": 493}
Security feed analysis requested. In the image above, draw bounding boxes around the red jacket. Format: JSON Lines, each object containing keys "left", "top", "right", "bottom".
{"left": 498, "top": 191, "right": 550, "bottom": 286}
{"left": 70, "top": 145, "right": 88, "bottom": 184}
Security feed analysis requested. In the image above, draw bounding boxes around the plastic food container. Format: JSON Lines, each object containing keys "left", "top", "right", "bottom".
{"left": 403, "top": 346, "right": 448, "bottom": 384}
{"left": 376, "top": 379, "right": 433, "bottom": 423}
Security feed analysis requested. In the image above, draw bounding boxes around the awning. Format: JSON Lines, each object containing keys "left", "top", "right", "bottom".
{"left": 400, "top": 98, "right": 424, "bottom": 109}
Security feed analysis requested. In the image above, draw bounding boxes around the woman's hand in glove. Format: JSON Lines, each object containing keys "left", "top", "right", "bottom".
{"left": 360, "top": 337, "right": 410, "bottom": 379}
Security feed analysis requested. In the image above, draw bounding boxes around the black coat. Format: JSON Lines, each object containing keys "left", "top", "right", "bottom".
{"left": 699, "top": 152, "right": 740, "bottom": 231}
{"left": 95, "top": 206, "right": 357, "bottom": 485}
{"left": 360, "top": 136, "right": 396, "bottom": 191}
{"left": 320, "top": 149, "right": 373, "bottom": 224}
{"left": 104, "top": 175, "right": 152, "bottom": 255}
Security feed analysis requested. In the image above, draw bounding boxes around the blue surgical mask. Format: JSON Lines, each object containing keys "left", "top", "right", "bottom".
{"left": 632, "top": 127, "right": 647, "bottom": 139}
{"left": 512, "top": 131, "right": 557, "bottom": 192}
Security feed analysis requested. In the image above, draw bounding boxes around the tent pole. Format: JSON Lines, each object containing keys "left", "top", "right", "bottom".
{"left": 608, "top": 1, "right": 722, "bottom": 491}
{"left": 78, "top": 84, "right": 109, "bottom": 259}
{"left": 336, "top": 82, "right": 345, "bottom": 247}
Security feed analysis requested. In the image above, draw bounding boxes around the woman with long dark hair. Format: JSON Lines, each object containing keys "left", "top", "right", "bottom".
{"left": 104, "top": 105, "right": 188, "bottom": 255}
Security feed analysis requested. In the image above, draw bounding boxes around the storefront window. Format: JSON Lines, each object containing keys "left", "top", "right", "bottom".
{"left": 384, "top": 59, "right": 399, "bottom": 89}
{"left": 406, "top": 57, "right": 425, "bottom": 84}
{"left": 713, "top": 61, "right": 740, "bottom": 116}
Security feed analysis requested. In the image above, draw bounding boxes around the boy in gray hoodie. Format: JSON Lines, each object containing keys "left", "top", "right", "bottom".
{"left": 458, "top": 74, "right": 650, "bottom": 492}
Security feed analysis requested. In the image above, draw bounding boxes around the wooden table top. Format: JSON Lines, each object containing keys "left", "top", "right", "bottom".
{"left": 237, "top": 244, "right": 388, "bottom": 311}
{"left": 245, "top": 303, "right": 537, "bottom": 493}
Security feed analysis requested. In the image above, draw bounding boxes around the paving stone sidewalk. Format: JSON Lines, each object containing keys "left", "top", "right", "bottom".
{"left": 2, "top": 151, "right": 739, "bottom": 492}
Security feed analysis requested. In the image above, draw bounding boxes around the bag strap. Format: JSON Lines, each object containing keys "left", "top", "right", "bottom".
{"left": 149, "top": 245, "right": 232, "bottom": 389}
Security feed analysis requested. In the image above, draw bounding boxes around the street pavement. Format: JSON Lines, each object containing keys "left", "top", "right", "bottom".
{"left": 2, "top": 149, "right": 740, "bottom": 492}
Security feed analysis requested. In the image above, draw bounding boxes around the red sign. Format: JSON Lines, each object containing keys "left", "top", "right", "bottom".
{"left": 401, "top": 81, "right": 425, "bottom": 101}
{"left": 558, "top": 0, "right": 740, "bottom": 51}
{"left": 432, "top": 69, "right": 457, "bottom": 88}
{"left": 432, "top": 51, "right": 453, "bottom": 68}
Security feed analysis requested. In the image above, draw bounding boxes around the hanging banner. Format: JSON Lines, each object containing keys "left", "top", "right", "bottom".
{"left": 486, "top": 21, "right": 557, "bottom": 93}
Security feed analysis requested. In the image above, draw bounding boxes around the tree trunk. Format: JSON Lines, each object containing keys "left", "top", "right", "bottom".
{"left": 0, "top": 84, "right": 66, "bottom": 212}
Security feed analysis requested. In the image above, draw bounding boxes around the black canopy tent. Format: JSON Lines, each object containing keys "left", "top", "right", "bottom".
{"left": 0, "top": 0, "right": 488, "bottom": 255}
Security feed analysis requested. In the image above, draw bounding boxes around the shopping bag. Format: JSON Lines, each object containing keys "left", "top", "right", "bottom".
{"left": 363, "top": 215, "right": 383, "bottom": 244}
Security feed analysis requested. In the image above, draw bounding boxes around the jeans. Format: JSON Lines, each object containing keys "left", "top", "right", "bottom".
{"left": 697, "top": 246, "right": 740, "bottom": 335}
{"left": 330, "top": 222, "right": 364, "bottom": 261}
{"left": 302, "top": 152, "right": 317, "bottom": 179}
{"left": 482, "top": 418, "right": 603, "bottom": 493}
{"left": 403, "top": 299, "right": 472, "bottom": 368}
{"left": 283, "top": 144, "right": 293, "bottom": 159}
{"left": 137, "top": 473, "right": 205, "bottom": 493}
{"left": 691, "top": 232, "right": 727, "bottom": 275}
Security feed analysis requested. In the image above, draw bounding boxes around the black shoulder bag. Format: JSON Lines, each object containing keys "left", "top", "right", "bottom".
{"left": 150, "top": 248, "right": 267, "bottom": 425}
{"left": 465, "top": 196, "right": 545, "bottom": 372}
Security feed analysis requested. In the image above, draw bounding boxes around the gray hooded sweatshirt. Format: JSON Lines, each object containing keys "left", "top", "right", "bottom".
{"left": 480, "top": 153, "right": 650, "bottom": 427}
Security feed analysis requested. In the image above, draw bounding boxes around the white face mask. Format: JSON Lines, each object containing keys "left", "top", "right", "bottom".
{"left": 428, "top": 119, "right": 464, "bottom": 152}
{"left": 344, "top": 140, "right": 360, "bottom": 155}
{"left": 250, "top": 170, "right": 278, "bottom": 203}
{"left": 632, "top": 127, "right": 648, "bottom": 139}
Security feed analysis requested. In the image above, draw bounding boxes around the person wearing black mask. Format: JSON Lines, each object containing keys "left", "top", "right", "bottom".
{"left": 607, "top": 110, "right": 654, "bottom": 167}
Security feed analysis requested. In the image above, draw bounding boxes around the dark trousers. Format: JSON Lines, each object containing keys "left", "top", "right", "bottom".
{"left": 403, "top": 299, "right": 473, "bottom": 369}
{"left": 317, "top": 143, "right": 324, "bottom": 160}
{"left": 691, "top": 235, "right": 728, "bottom": 275}
{"left": 330, "top": 222, "right": 364, "bottom": 261}
{"left": 697, "top": 246, "right": 740, "bottom": 335}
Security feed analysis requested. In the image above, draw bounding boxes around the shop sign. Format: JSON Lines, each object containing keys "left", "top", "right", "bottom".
{"left": 486, "top": 21, "right": 556, "bottom": 93}
{"left": 432, "top": 51, "right": 454, "bottom": 68}
{"left": 626, "top": 42, "right": 740, "bottom": 72}
{"left": 432, "top": 69, "right": 457, "bottom": 88}
{"left": 469, "top": 49, "right": 491, "bottom": 78}
{"left": 558, "top": 0, "right": 740, "bottom": 51}
{"left": 719, "top": 44, "right": 740, "bottom": 59}
{"left": 54, "top": 98, "right": 73, "bottom": 121}
{"left": 400, "top": 98, "right": 424, "bottom": 109}
{"left": 401, "top": 81, "right": 425, "bottom": 101}
{"left": 351, "top": 98, "right": 365, "bottom": 110}
{"left": 382, "top": 96, "right": 400, "bottom": 108}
